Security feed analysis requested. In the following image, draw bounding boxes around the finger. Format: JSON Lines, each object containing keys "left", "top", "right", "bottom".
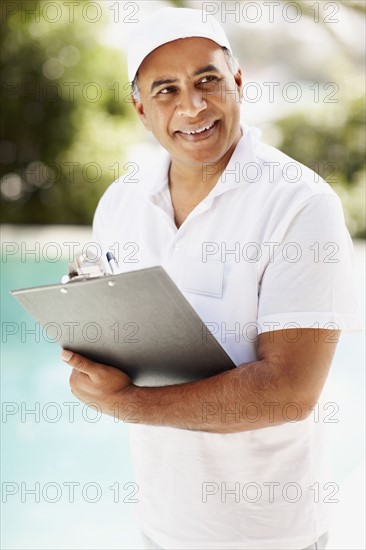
{"left": 61, "top": 350, "right": 98, "bottom": 376}
{"left": 70, "top": 371, "right": 89, "bottom": 397}
{"left": 69, "top": 367, "right": 88, "bottom": 386}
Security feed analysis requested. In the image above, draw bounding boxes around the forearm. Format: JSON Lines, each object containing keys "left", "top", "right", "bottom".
{"left": 119, "top": 358, "right": 297, "bottom": 433}
{"left": 65, "top": 329, "right": 337, "bottom": 433}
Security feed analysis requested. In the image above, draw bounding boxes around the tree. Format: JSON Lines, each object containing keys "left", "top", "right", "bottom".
{"left": 1, "top": 0, "right": 135, "bottom": 224}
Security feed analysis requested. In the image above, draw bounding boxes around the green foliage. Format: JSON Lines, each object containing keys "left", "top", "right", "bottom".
{"left": 1, "top": 0, "right": 135, "bottom": 224}
{"left": 275, "top": 96, "right": 365, "bottom": 238}
{"left": 1, "top": 0, "right": 364, "bottom": 239}
{"left": 277, "top": 97, "right": 365, "bottom": 186}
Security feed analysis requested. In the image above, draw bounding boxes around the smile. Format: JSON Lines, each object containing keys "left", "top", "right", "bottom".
{"left": 179, "top": 121, "right": 216, "bottom": 135}
{"left": 176, "top": 120, "right": 218, "bottom": 141}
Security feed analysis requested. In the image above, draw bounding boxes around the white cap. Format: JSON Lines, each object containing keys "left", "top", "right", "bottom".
{"left": 127, "top": 7, "right": 232, "bottom": 82}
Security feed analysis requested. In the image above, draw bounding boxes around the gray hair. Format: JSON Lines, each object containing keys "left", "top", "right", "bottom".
{"left": 222, "top": 46, "right": 240, "bottom": 76}
{"left": 130, "top": 46, "right": 240, "bottom": 102}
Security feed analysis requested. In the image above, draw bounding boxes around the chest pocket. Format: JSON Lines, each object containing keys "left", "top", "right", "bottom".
{"left": 181, "top": 257, "right": 224, "bottom": 298}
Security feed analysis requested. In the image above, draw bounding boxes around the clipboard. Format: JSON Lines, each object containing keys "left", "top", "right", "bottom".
{"left": 11, "top": 266, "right": 235, "bottom": 386}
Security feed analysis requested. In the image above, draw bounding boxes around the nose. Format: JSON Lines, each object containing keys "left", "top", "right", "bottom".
{"left": 176, "top": 87, "right": 207, "bottom": 117}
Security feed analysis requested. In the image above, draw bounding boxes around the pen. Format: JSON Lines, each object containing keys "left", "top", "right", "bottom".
{"left": 106, "top": 251, "right": 119, "bottom": 274}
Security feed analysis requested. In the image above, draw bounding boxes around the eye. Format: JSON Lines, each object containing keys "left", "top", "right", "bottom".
{"left": 158, "top": 86, "right": 176, "bottom": 95}
{"left": 199, "top": 75, "right": 219, "bottom": 84}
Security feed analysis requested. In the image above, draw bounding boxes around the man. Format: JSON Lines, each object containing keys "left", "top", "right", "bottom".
{"left": 61, "top": 7, "right": 361, "bottom": 550}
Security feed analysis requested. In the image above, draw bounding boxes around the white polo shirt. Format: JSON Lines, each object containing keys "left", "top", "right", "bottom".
{"left": 92, "top": 125, "right": 361, "bottom": 550}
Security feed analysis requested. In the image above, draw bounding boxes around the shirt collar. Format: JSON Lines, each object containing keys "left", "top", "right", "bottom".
{"left": 145, "top": 123, "right": 262, "bottom": 200}
{"left": 206, "top": 123, "right": 262, "bottom": 200}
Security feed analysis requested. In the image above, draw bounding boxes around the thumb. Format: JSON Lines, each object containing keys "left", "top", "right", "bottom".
{"left": 61, "top": 350, "right": 96, "bottom": 376}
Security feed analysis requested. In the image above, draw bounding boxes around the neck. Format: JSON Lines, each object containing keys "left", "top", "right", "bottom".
{"left": 169, "top": 129, "right": 242, "bottom": 198}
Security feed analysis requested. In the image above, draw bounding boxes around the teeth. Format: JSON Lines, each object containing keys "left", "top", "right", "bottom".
{"left": 182, "top": 122, "right": 215, "bottom": 135}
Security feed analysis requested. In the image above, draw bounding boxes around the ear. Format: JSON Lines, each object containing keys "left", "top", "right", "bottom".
{"left": 234, "top": 68, "right": 243, "bottom": 103}
{"left": 131, "top": 96, "right": 151, "bottom": 131}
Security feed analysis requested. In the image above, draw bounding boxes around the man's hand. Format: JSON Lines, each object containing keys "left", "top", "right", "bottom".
{"left": 60, "top": 328, "right": 340, "bottom": 432}
{"left": 61, "top": 350, "right": 134, "bottom": 417}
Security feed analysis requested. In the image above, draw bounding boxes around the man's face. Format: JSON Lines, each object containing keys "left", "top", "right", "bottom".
{"left": 132, "top": 37, "right": 243, "bottom": 168}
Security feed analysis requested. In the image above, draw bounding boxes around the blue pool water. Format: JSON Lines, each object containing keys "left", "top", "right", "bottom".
{"left": 1, "top": 238, "right": 365, "bottom": 549}
{"left": 1, "top": 254, "right": 140, "bottom": 549}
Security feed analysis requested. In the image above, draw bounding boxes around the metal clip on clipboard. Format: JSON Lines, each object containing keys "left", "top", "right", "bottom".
{"left": 12, "top": 259, "right": 236, "bottom": 386}
{"left": 61, "top": 252, "right": 106, "bottom": 284}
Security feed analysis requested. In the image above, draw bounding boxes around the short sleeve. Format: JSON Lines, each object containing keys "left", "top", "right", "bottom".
{"left": 91, "top": 176, "right": 129, "bottom": 251}
{"left": 91, "top": 186, "right": 115, "bottom": 272}
{"left": 257, "top": 193, "right": 363, "bottom": 334}
{"left": 92, "top": 197, "right": 105, "bottom": 249}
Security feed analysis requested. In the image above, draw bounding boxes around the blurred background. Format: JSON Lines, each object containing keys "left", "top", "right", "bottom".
{"left": 1, "top": 1, "right": 365, "bottom": 549}
{"left": 1, "top": 0, "right": 365, "bottom": 233}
